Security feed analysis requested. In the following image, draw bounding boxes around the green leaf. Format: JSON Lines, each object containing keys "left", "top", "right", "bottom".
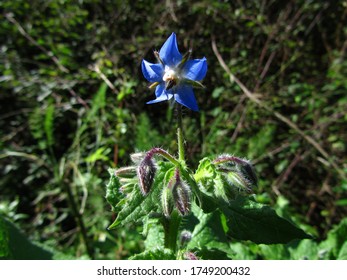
{"left": 319, "top": 217, "right": 347, "bottom": 259}
{"left": 221, "top": 196, "right": 311, "bottom": 244}
{"left": 195, "top": 189, "right": 219, "bottom": 213}
{"left": 129, "top": 248, "right": 175, "bottom": 260}
{"left": 194, "top": 157, "right": 216, "bottom": 185}
{"left": 229, "top": 242, "right": 258, "bottom": 260}
{"left": 85, "top": 147, "right": 111, "bottom": 163}
{"left": 192, "top": 157, "right": 221, "bottom": 212}
{"left": 190, "top": 247, "right": 229, "bottom": 260}
{"left": 0, "top": 215, "right": 52, "bottom": 259}
{"left": 193, "top": 159, "right": 309, "bottom": 245}
{"left": 0, "top": 215, "right": 72, "bottom": 260}
{"left": 187, "top": 203, "right": 230, "bottom": 259}
{"left": 143, "top": 218, "right": 165, "bottom": 250}
{"left": 105, "top": 168, "right": 122, "bottom": 212}
{"left": 0, "top": 216, "right": 10, "bottom": 259}
{"left": 108, "top": 162, "right": 173, "bottom": 229}
{"left": 107, "top": 184, "right": 145, "bottom": 229}
{"left": 259, "top": 244, "right": 289, "bottom": 260}
{"left": 336, "top": 199, "right": 347, "bottom": 206}
{"left": 337, "top": 241, "right": 347, "bottom": 260}
{"left": 28, "top": 102, "right": 55, "bottom": 150}
{"left": 288, "top": 239, "right": 319, "bottom": 260}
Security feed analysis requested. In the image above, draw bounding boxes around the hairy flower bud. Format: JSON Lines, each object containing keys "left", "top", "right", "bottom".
{"left": 137, "top": 156, "right": 156, "bottom": 195}
{"left": 238, "top": 160, "right": 258, "bottom": 188}
{"left": 184, "top": 251, "right": 198, "bottom": 260}
{"left": 114, "top": 166, "right": 136, "bottom": 178}
{"left": 172, "top": 172, "right": 191, "bottom": 216}
{"left": 130, "top": 152, "right": 146, "bottom": 164}
{"left": 214, "top": 154, "right": 258, "bottom": 193}
{"left": 119, "top": 182, "right": 135, "bottom": 196}
{"left": 225, "top": 172, "right": 251, "bottom": 193}
{"left": 161, "top": 184, "right": 174, "bottom": 218}
{"left": 180, "top": 230, "right": 192, "bottom": 247}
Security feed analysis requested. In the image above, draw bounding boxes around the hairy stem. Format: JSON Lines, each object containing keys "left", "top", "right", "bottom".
{"left": 147, "top": 147, "right": 180, "bottom": 166}
{"left": 161, "top": 104, "right": 187, "bottom": 253}
{"left": 163, "top": 211, "right": 181, "bottom": 252}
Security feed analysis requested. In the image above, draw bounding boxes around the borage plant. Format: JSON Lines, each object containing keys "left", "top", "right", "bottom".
{"left": 106, "top": 33, "right": 310, "bottom": 260}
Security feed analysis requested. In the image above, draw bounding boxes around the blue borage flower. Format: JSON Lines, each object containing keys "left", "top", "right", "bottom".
{"left": 141, "top": 33, "right": 207, "bottom": 111}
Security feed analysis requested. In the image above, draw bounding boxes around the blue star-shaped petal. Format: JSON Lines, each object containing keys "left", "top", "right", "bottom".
{"left": 142, "top": 33, "right": 207, "bottom": 111}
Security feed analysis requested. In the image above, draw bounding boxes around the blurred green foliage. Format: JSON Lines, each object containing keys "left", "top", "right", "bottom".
{"left": 0, "top": 0, "right": 346, "bottom": 259}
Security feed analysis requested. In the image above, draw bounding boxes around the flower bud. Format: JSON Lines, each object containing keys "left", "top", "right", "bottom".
{"left": 161, "top": 185, "right": 174, "bottom": 218}
{"left": 214, "top": 154, "right": 257, "bottom": 193}
{"left": 184, "top": 251, "right": 198, "bottom": 260}
{"left": 238, "top": 160, "right": 258, "bottom": 188}
{"left": 130, "top": 152, "right": 146, "bottom": 164}
{"left": 172, "top": 178, "right": 191, "bottom": 216}
{"left": 180, "top": 230, "right": 192, "bottom": 247}
{"left": 224, "top": 171, "right": 251, "bottom": 193}
{"left": 114, "top": 166, "right": 136, "bottom": 178}
{"left": 119, "top": 182, "right": 135, "bottom": 195}
{"left": 137, "top": 156, "right": 156, "bottom": 195}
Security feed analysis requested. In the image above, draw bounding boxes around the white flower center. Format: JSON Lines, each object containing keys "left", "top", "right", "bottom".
{"left": 163, "top": 67, "right": 178, "bottom": 82}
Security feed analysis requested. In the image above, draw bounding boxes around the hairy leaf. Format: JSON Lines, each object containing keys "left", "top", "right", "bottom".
{"left": 337, "top": 242, "right": 347, "bottom": 260}
{"left": 108, "top": 162, "right": 173, "bottom": 229}
{"left": 186, "top": 203, "right": 230, "bottom": 259}
{"left": 105, "top": 168, "right": 122, "bottom": 212}
{"left": 221, "top": 196, "right": 311, "bottom": 244}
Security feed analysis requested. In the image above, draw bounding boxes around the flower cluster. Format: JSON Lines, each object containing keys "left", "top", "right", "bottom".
{"left": 142, "top": 33, "right": 207, "bottom": 111}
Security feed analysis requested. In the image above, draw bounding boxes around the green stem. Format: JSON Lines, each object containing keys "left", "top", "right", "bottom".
{"left": 177, "top": 105, "right": 185, "bottom": 163}
{"left": 161, "top": 104, "right": 187, "bottom": 253}
{"left": 150, "top": 148, "right": 180, "bottom": 166}
{"left": 163, "top": 211, "right": 181, "bottom": 252}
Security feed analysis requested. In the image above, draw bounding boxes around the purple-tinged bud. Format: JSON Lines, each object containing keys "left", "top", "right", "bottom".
{"left": 184, "top": 251, "right": 198, "bottom": 260}
{"left": 180, "top": 230, "right": 192, "bottom": 247}
{"left": 213, "top": 154, "right": 247, "bottom": 166}
{"left": 172, "top": 170, "right": 191, "bottom": 216}
{"left": 137, "top": 156, "right": 156, "bottom": 195}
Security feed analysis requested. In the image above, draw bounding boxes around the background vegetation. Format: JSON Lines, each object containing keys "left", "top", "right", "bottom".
{"left": 1, "top": 0, "right": 346, "bottom": 259}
